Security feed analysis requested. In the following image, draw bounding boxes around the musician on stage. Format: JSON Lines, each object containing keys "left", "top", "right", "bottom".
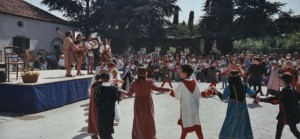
{"left": 74, "top": 34, "right": 85, "bottom": 75}
{"left": 99, "top": 38, "right": 112, "bottom": 63}
{"left": 63, "top": 31, "right": 79, "bottom": 77}
{"left": 84, "top": 35, "right": 98, "bottom": 75}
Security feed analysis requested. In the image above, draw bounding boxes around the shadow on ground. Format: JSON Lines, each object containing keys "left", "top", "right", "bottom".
{"left": 247, "top": 103, "right": 263, "bottom": 109}
{"left": 72, "top": 126, "right": 89, "bottom": 139}
{"left": 80, "top": 103, "right": 89, "bottom": 107}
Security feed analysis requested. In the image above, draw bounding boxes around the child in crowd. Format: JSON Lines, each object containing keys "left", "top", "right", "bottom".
{"left": 247, "top": 57, "right": 266, "bottom": 96}
{"left": 94, "top": 72, "right": 119, "bottom": 139}
{"left": 160, "top": 61, "right": 173, "bottom": 88}
{"left": 206, "top": 60, "right": 219, "bottom": 87}
{"left": 121, "top": 60, "right": 133, "bottom": 91}
{"left": 174, "top": 61, "right": 182, "bottom": 82}
{"left": 169, "top": 65, "right": 204, "bottom": 139}
{"left": 256, "top": 72, "right": 300, "bottom": 139}
{"left": 266, "top": 61, "right": 280, "bottom": 96}
{"left": 219, "top": 64, "right": 229, "bottom": 89}
{"left": 146, "top": 61, "right": 155, "bottom": 79}
{"left": 58, "top": 55, "right": 65, "bottom": 69}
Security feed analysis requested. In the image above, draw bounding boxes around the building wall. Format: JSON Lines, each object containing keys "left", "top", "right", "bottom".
{"left": 0, "top": 13, "right": 74, "bottom": 62}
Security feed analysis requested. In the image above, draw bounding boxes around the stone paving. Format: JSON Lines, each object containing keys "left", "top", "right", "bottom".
{"left": 0, "top": 82, "right": 299, "bottom": 139}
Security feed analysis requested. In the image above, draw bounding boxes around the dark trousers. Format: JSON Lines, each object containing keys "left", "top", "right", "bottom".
{"left": 99, "top": 134, "right": 112, "bottom": 139}
{"left": 253, "top": 85, "right": 263, "bottom": 95}
{"left": 276, "top": 122, "right": 300, "bottom": 139}
{"left": 199, "top": 72, "right": 206, "bottom": 82}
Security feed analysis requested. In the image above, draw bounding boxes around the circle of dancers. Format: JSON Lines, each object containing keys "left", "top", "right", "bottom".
{"left": 61, "top": 31, "right": 300, "bottom": 139}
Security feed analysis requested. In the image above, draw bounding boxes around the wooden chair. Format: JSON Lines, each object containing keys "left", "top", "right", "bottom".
{"left": 4, "top": 47, "right": 26, "bottom": 81}
{"left": 0, "top": 50, "right": 6, "bottom": 82}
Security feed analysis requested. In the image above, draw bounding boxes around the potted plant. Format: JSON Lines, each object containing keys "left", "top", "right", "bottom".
{"left": 21, "top": 68, "right": 40, "bottom": 83}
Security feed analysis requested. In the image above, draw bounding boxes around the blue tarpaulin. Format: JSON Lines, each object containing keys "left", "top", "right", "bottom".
{"left": 0, "top": 78, "right": 91, "bottom": 114}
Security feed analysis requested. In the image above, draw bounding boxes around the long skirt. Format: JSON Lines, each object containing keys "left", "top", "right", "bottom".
{"left": 219, "top": 100, "right": 253, "bottom": 139}
{"left": 132, "top": 95, "right": 157, "bottom": 139}
{"left": 64, "top": 50, "right": 74, "bottom": 68}
{"left": 88, "top": 87, "right": 98, "bottom": 134}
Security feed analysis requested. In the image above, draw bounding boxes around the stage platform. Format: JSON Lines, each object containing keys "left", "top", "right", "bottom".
{"left": 0, "top": 70, "right": 93, "bottom": 114}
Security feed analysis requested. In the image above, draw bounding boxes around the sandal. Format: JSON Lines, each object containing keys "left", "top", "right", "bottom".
{"left": 65, "top": 74, "right": 73, "bottom": 77}
{"left": 91, "top": 134, "right": 99, "bottom": 139}
{"left": 77, "top": 73, "right": 85, "bottom": 76}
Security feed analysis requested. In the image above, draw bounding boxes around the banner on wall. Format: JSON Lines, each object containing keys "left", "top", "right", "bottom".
{"left": 169, "top": 47, "right": 176, "bottom": 53}
{"left": 140, "top": 47, "right": 146, "bottom": 53}
{"left": 184, "top": 47, "right": 190, "bottom": 54}
{"left": 151, "top": 52, "right": 160, "bottom": 58}
{"left": 155, "top": 46, "right": 161, "bottom": 52}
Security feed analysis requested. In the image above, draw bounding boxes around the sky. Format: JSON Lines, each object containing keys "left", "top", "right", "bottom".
{"left": 25, "top": 0, "right": 300, "bottom": 24}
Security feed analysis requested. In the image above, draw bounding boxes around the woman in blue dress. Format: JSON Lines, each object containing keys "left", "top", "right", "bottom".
{"left": 211, "top": 70, "right": 256, "bottom": 139}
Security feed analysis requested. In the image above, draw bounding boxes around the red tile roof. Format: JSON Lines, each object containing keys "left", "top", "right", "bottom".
{"left": 0, "top": 0, "right": 70, "bottom": 25}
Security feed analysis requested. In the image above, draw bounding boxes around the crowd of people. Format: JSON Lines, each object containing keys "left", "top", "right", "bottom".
{"left": 61, "top": 31, "right": 300, "bottom": 139}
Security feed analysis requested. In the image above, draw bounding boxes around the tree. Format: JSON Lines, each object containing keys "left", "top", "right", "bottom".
{"left": 200, "top": 0, "right": 300, "bottom": 54}
{"left": 173, "top": 6, "right": 180, "bottom": 25}
{"left": 42, "top": 0, "right": 179, "bottom": 40}
{"left": 188, "top": 11, "right": 194, "bottom": 36}
{"left": 200, "top": 0, "right": 234, "bottom": 53}
{"left": 42, "top": 0, "right": 93, "bottom": 38}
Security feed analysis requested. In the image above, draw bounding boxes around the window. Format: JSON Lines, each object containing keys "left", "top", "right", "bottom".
{"left": 13, "top": 37, "right": 30, "bottom": 54}
{"left": 17, "top": 21, "right": 23, "bottom": 27}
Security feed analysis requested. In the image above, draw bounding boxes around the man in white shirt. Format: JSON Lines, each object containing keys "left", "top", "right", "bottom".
{"left": 84, "top": 36, "right": 96, "bottom": 74}
{"left": 116, "top": 57, "right": 124, "bottom": 70}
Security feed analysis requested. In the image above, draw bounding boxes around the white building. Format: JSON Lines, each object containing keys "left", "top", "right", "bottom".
{"left": 0, "top": 0, "right": 74, "bottom": 62}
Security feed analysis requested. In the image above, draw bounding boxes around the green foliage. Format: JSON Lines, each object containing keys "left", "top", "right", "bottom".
{"left": 42, "top": 0, "right": 179, "bottom": 40}
{"left": 173, "top": 7, "right": 180, "bottom": 25}
{"left": 200, "top": 0, "right": 300, "bottom": 54}
{"left": 188, "top": 11, "right": 194, "bottom": 35}
{"left": 233, "top": 31, "right": 300, "bottom": 54}
{"left": 168, "top": 22, "right": 190, "bottom": 38}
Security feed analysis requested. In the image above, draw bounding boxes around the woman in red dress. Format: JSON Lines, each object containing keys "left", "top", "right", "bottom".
{"left": 88, "top": 74, "right": 102, "bottom": 139}
{"left": 121, "top": 67, "right": 171, "bottom": 139}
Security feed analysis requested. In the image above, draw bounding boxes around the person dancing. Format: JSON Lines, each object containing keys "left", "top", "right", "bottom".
{"left": 88, "top": 74, "right": 102, "bottom": 139}
{"left": 211, "top": 71, "right": 256, "bottom": 139}
{"left": 255, "top": 72, "right": 300, "bottom": 139}
{"left": 120, "top": 67, "right": 171, "bottom": 139}
{"left": 169, "top": 65, "right": 204, "bottom": 139}
{"left": 94, "top": 72, "right": 119, "bottom": 139}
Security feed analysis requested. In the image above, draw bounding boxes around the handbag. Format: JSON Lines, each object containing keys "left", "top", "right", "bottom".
{"left": 114, "top": 103, "right": 121, "bottom": 122}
